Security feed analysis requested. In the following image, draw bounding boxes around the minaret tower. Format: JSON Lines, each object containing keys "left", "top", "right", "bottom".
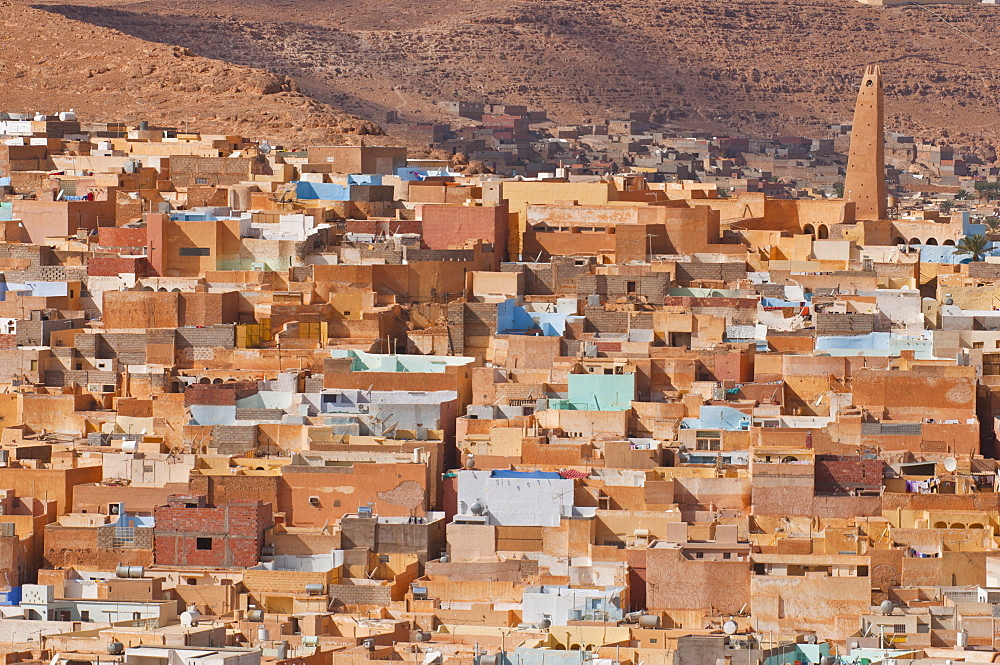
{"left": 843, "top": 65, "right": 887, "bottom": 221}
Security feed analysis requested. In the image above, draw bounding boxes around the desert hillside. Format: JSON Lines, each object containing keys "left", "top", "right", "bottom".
{"left": 0, "top": 1, "right": 382, "bottom": 145}
{"left": 26, "top": 0, "right": 1000, "bottom": 150}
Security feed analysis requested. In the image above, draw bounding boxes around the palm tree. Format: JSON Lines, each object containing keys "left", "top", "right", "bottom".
{"left": 986, "top": 216, "right": 1000, "bottom": 234}
{"left": 956, "top": 233, "right": 991, "bottom": 262}
{"left": 956, "top": 189, "right": 974, "bottom": 201}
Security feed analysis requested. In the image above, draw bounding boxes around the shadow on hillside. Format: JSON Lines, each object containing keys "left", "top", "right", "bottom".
{"left": 34, "top": 3, "right": 401, "bottom": 126}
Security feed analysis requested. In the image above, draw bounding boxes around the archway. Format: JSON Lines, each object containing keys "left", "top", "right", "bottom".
{"left": 198, "top": 377, "right": 210, "bottom": 384}
{"left": 951, "top": 522, "right": 965, "bottom": 529}
{"left": 934, "top": 521, "right": 948, "bottom": 529}
{"left": 943, "top": 239, "right": 955, "bottom": 246}
{"left": 803, "top": 224, "right": 815, "bottom": 236}
{"left": 212, "top": 378, "right": 224, "bottom": 384}
{"left": 817, "top": 225, "right": 829, "bottom": 239}
{"left": 970, "top": 523, "right": 984, "bottom": 529}
{"left": 893, "top": 237, "right": 906, "bottom": 245}
{"left": 909, "top": 238, "right": 921, "bottom": 246}
{"left": 926, "top": 238, "right": 938, "bottom": 246}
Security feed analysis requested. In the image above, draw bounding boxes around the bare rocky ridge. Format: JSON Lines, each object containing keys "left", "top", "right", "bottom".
{"left": 0, "top": 2, "right": 382, "bottom": 146}
{"left": 24, "top": 0, "right": 1000, "bottom": 153}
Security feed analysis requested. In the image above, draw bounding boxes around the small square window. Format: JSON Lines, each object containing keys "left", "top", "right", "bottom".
{"left": 196, "top": 537, "right": 212, "bottom": 550}
{"left": 379, "top": 554, "right": 390, "bottom": 563}
{"left": 195, "top": 178, "right": 208, "bottom": 185}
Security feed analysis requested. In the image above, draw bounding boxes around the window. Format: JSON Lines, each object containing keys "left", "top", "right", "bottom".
{"left": 179, "top": 247, "right": 211, "bottom": 257}
{"left": 81, "top": 611, "right": 90, "bottom": 621}
{"left": 892, "top": 624, "right": 906, "bottom": 633}
{"left": 30, "top": 360, "right": 37, "bottom": 371}
{"left": 187, "top": 578, "right": 198, "bottom": 585}
{"left": 626, "top": 281, "right": 637, "bottom": 294}
{"left": 75, "top": 363, "right": 83, "bottom": 370}
{"left": 379, "top": 554, "right": 390, "bottom": 563}
{"left": 196, "top": 537, "right": 213, "bottom": 550}
{"left": 195, "top": 177, "right": 209, "bottom": 185}
{"left": 133, "top": 612, "right": 142, "bottom": 621}
{"left": 696, "top": 437, "right": 721, "bottom": 451}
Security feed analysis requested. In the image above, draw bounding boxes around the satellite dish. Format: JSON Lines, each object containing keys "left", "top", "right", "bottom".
{"left": 944, "top": 457, "right": 957, "bottom": 472}
{"left": 723, "top": 620, "right": 738, "bottom": 635}
{"left": 880, "top": 600, "right": 895, "bottom": 616}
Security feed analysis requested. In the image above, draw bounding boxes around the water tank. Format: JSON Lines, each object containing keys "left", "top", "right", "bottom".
{"left": 0, "top": 450, "right": 9, "bottom": 467}
{"left": 470, "top": 501, "right": 485, "bottom": 516}
{"left": 58, "top": 110, "right": 77, "bottom": 122}
{"left": 139, "top": 121, "right": 149, "bottom": 131}
{"left": 116, "top": 565, "right": 144, "bottom": 578}
{"left": 33, "top": 113, "right": 46, "bottom": 121}
{"left": 638, "top": 614, "right": 660, "bottom": 629}
{"left": 121, "top": 440, "right": 138, "bottom": 454}
{"left": 304, "top": 584, "right": 325, "bottom": 596}
{"left": 538, "top": 617, "right": 551, "bottom": 630}
{"left": 362, "top": 639, "right": 376, "bottom": 651}
{"left": 302, "top": 636, "right": 320, "bottom": 648}
{"left": 465, "top": 456, "right": 476, "bottom": 469}
{"left": 180, "top": 610, "right": 200, "bottom": 627}
{"left": 879, "top": 600, "right": 895, "bottom": 616}
{"left": 247, "top": 609, "right": 264, "bottom": 622}
{"left": 107, "top": 641, "right": 124, "bottom": 655}
{"left": 276, "top": 642, "right": 288, "bottom": 660}
{"left": 957, "top": 629, "right": 968, "bottom": 649}
{"left": 257, "top": 627, "right": 270, "bottom": 642}
{"left": 479, "top": 655, "right": 499, "bottom": 665}
{"left": 439, "top": 553, "right": 450, "bottom": 564}
{"left": 414, "top": 631, "right": 430, "bottom": 642}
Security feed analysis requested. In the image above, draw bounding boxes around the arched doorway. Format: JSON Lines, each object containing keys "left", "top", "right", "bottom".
{"left": 926, "top": 238, "right": 938, "bottom": 246}
{"left": 909, "top": 238, "right": 921, "bottom": 245}
{"left": 943, "top": 239, "right": 955, "bottom": 246}
{"left": 817, "top": 225, "right": 829, "bottom": 239}
{"left": 893, "top": 237, "right": 905, "bottom": 245}
{"left": 803, "top": 224, "right": 815, "bottom": 236}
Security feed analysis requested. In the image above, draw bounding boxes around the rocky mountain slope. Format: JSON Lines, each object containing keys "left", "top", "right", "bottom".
{"left": 27, "top": 0, "right": 1000, "bottom": 153}
{"left": 0, "top": 1, "right": 381, "bottom": 146}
